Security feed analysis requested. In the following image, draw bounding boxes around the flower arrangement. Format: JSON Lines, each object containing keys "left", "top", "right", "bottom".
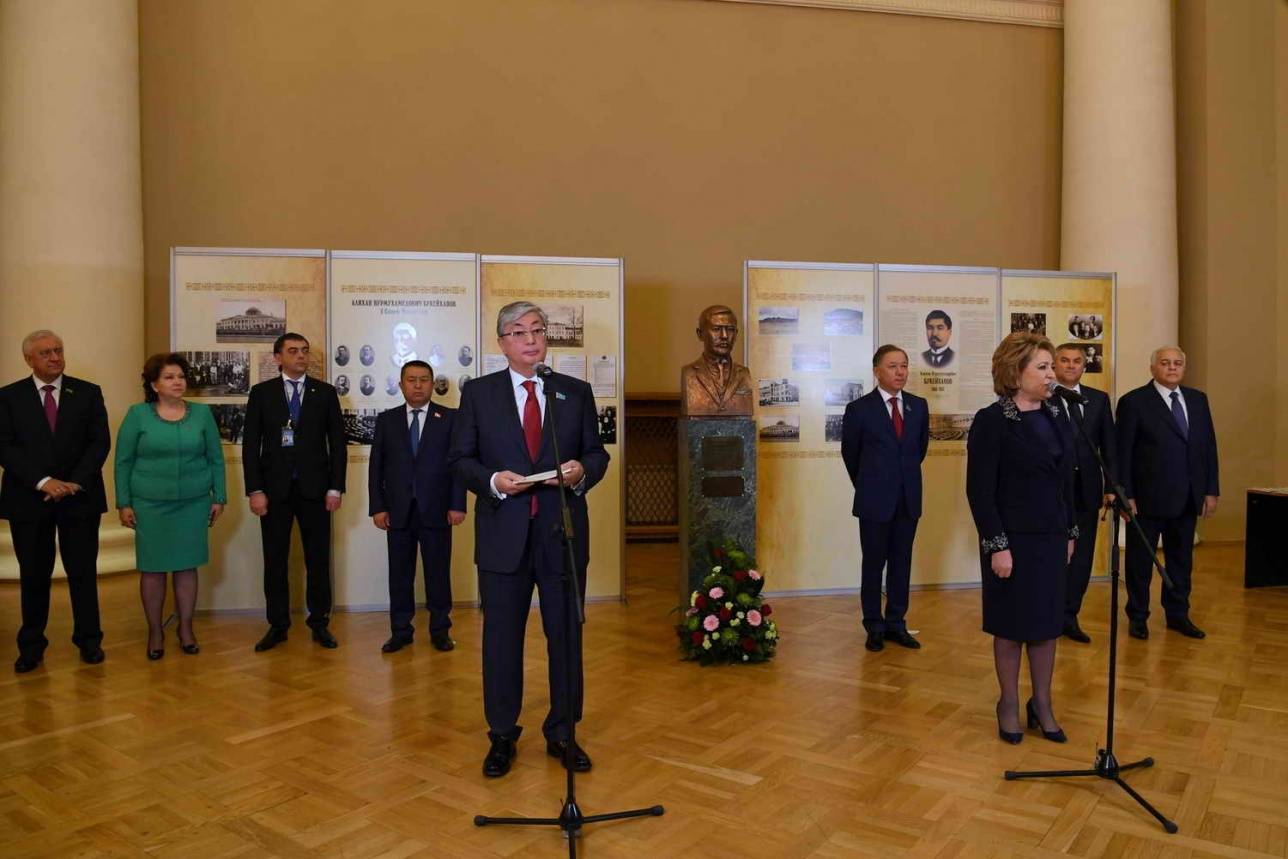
{"left": 676, "top": 539, "right": 779, "bottom": 665}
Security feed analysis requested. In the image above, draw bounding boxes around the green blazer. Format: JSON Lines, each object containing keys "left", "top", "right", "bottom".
{"left": 114, "top": 401, "right": 227, "bottom": 506}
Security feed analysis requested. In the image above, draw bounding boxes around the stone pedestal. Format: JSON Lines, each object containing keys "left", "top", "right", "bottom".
{"left": 678, "top": 417, "right": 756, "bottom": 605}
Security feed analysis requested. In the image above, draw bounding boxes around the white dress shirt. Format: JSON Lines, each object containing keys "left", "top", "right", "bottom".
{"left": 33, "top": 375, "right": 63, "bottom": 489}
{"left": 405, "top": 402, "right": 430, "bottom": 440}
{"left": 1152, "top": 380, "right": 1188, "bottom": 423}
{"left": 490, "top": 369, "right": 544, "bottom": 498}
{"left": 249, "top": 372, "right": 341, "bottom": 497}
{"left": 1058, "top": 382, "right": 1084, "bottom": 419}
{"left": 876, "top": 386, "right": 905, "bottom": 419}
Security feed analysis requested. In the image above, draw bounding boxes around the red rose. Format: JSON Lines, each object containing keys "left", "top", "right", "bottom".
{"left": 690, "top": 631, "right": 704, "bottom": 645}
{"left": 695, "top": 594, "right": 708, "bottom": 610}
{"left": 714, "top": 547, "right": 725, "bottom": 559}
{"left": 740, "top": 637, "right": 757, "bottom": 652}
{"left": 733, "top": 570, "right": 748, "bottom": 582}
{"left": 718, "top": 607, "right": 732, "bottom": 621}
{"left": 760, "top": 603, "right": 773, "bottom": 616}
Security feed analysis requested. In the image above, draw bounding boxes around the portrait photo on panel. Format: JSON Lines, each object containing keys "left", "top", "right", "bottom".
{"left": 334, "top": 373, "right": 350, "bottom": 396}
{"left": 359, "top": 343, "right": 375, "bottom": 366}
{"left": 181, "top": 350, "right": 250, "bottom": 396}
{"left": 1082, "top": 345, "right": 1104, "bottom": 373}
{"left": 334, "top": 344, "right": 350, "bottom": 366}
{"left": 214, "top": 299, "right": 286, "bottom": 344}
{"left": 758, "top": 306, "right": 799, "bottom": 336}
{"left": 458, "top": 345, "right": 473, "bottom": 367}
{"left": 433, "top": 375, "right": 449, "bottom": 396}
{"left": 597, "top": 405, "right": 617, "bottom": 445}
{"left": 758, "top": 415, "right": 801, "bottom": 443}
{"left": 758, "top": 378, "right": 800, "bottom": 407}
{"left": 458, "top": 374, "right": 471, "bottom": 390}
{"left": 922, "top": 309, "right": 955, "bottom": 368}
{"left": 823, "top": 307, "right": 863, "bottom": 336}
{"left": 384, "top": 374, "right": 399, "bottom": 396}
{"left": 359, "top": 374, "right": 375, "bottom": 396}
{"left": 1067, "top": 314, "right": 1103, "bottom": 341}
{"left": 390, "top": 323, "right": 418, "bottom": 368}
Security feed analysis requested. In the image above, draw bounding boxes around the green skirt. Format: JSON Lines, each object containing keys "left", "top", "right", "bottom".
{"left": 133, "top": 496, "right": 211, "bottom": 572}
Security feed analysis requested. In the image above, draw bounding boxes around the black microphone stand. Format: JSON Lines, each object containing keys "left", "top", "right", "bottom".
{"left": 1003, "top": 392, "right": 1179, "bottom": 834}
{"left": 473, "top": 368, "right": 664, "bottom": 856}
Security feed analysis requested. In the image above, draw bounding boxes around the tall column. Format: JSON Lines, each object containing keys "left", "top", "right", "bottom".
{"left": 0, "top": 0, "right": 142, "bottom": 578}
{"left": 1061, "top": 0, "right": 1179, "bottom": 381}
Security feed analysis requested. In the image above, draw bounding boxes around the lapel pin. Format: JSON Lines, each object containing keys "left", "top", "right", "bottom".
{"left": 556, "top": 392, "right": 567, "bottom": 400}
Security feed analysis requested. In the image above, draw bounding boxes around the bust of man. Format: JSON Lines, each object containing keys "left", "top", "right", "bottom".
{"left": 681, "top": 305, "right": 754, "bottom": 417}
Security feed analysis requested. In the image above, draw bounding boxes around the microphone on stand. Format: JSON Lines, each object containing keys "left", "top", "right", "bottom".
{"left": 533, "top": 362, "right": 555, "bottom": 378}
{"left": 1048, "top": 382, "right": 1088, "bottom": 406}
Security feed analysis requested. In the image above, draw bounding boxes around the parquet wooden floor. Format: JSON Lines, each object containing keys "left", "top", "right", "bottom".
{"left": 1, "top": 542, "right": 1286, "bottom": 858}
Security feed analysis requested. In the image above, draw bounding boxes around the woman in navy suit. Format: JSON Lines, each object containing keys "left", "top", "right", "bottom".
{"left": 967, "top": 332, "right": 1078, "bottom": 744}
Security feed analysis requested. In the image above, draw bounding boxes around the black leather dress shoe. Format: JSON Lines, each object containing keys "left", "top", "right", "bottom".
{"left": 79, "top": 646, "right": 105, "bottom": 665}
{"left": 865, "top": 631, "right": 884, "bottom": 652}
{"left": 1166, "top": 616, "right": 1206, "bottom": 639}
{"left": 254, "top": 627, "right": 288, "bottom": 652}
{"left": 14, "top": 654, "right": 42, "bottom": 674}
{"left": 381, "top": 636, "right": 412, "bottom": 653}
{"left": 311, "top": 627, "right": 339, "bottom": 649}
{"left": 885, "top": 629, "right": 921, "bottom": 649}
{"left": 1063, "top": 621, "right": 1091, "bottom": 644}
{"left": 546, "top": 739, "right": 592, "bottom": 772}
{"left": 431, "top": 633, "right": 455, "bottom": 652}
{"left": 1128, "top": 619, "right": 1149, "bottom": 640}
{"left": 483, "top": 737, "right": 517, "bottom": 778}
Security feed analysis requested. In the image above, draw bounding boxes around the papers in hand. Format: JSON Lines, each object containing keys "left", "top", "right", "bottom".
{"left": 516, "top": 469, "right": 562, "bottom": 484}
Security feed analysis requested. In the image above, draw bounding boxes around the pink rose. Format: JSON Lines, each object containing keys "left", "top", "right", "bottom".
{"left": 709, "top": 586, "right": 725, "bottom": 599}
{"left": 747, "top": 570, "right": 762, "bottom": 581}
{"left": 746, "top": 609, "right": 762, "bottom": 627}
{"left": 702, "top": 614, "right": 720, "bottom": 632}
{"left": 685, "top": 607, "right": 698, "bottom": 617}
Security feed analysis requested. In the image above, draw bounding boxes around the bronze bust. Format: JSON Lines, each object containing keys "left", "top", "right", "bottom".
{"left": 681, "top": 305, "right": 754, "bottom": 417}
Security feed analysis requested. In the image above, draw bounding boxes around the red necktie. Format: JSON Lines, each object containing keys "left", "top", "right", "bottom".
{"left": 42, "top": 385, "right": 57, "bottom": 432}
{"left": 522, "top": 380, "right": 542, "bottom": 516}
{"left": 889, "top": 396, "right": 903, "bottom": 440}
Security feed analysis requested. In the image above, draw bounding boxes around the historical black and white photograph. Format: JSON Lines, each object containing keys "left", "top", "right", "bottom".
{"left": 824, "top": 379, "right": 864, "bottom": 407}
{"left": 757, "top": 306, "right": 799, "bottom": 335}
{"left": 1082, "top": 344, "right": 1104, "bottom": 373}
{"left": 1010, "top": 312, "right": 1047, "bottom": 335}
{"left": 458, "top": 374, "right": 471, "bottom": 390}
{"left": 758, "top": 378, "right": 800, "bottom": 407}
{"left": 214, "top": 299, "right": 286, "bottom": 344}
{"left": 335, "top": 374, "right": 351, "bottom": 396}
{"left": 334, "top": 344, "right": 350, "bottom": 367}
{"left": 342, "top": 408, "right": 379, "bottom": 445}
{"left": 597, "top": 405, "right": 617, "bottom": 445}
{"left": 758, "top": 415, "right": 800, "bottom": 443}
{"left": 545, "top": 305, "right": 585, "bottom": 348}
{"left": 823, "top": 307, "right": 863, "bottom": 336}
{"left": 459, "top": 345, "right": 473, "bottom": 367}
{"left": 384, "top": 375, "right": 399, "bottom": 396}
{"left": 390, "top": 323, "right": 418, "bottom": 368}
{"left": 791, "top": 342, "right": 831, "bottom": 372}
{"left": 209, "top": 404, "right": 247, "bottom": 444}
{"left": 359, "top": 344, "right": 376, "bottom": 366}
{"left": 359, "top": 374, "right": 375, "bottom": 396}
{"left": 824, "top": 412, "right": 845, "bottom": 443}
{"left": 433, "top": 375, "right": 449, "bottom": 396}
{"left": 1067, "top": 313, "right": 1103, "bottom": 341}
{"left": 930, "top": 413, "right": 973, "bottom": 442}
{"left": 181, "top": 350, "right": 250, "bottom": 396}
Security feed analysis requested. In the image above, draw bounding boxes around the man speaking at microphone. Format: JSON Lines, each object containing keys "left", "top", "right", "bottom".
{"left": 1051, "top": 344, "right": 1116, "bottom": 644}
{"left": 449, "top": 301, "right": 609, "bottom": 778}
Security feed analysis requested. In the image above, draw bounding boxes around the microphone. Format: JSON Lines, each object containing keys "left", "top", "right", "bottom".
{"left": 533, "top": 362, "right": 555, "bottom": 378}
{"left": 1048, "top": 382, "right": 1087, "bottom": 405}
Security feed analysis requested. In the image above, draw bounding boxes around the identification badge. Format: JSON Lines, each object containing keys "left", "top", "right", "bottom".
{"left": 281, "top": 426, "right": 295, "bottom": 447}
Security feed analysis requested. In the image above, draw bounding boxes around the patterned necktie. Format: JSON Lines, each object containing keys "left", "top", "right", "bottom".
{"left": 409, "top": 408, "right": 422, "bottom": 458}
{"left": 889, "top": 396, "right": 903, "bottom": 440}
{"left": 522, "top": 380, "right": 542, "bottom": 516}
{"left": 42, "top": 385, "right": 57, "bottom": 432}
{"left": 287, "top": 379, "right": 301, "bottom": 424}
{"left": 1169, "top": 391, "right": 1189, "bottom": 439}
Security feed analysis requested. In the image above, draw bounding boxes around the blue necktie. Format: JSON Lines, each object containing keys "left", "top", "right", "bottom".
{"left": 409, "top": 408, "right": 422, "bottom": 458}
{"left": 287, "top": 379, "right": 302, "bottom": 425}
{"left": 1169, "top": 391, "right": 1189, "bottom": 439}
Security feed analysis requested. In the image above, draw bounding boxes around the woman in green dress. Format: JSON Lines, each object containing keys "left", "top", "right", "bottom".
{"left": 114, "top": 353, "right": 226, "bottom": 659}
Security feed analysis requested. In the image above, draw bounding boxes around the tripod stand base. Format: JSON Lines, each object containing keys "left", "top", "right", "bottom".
{"left": 1005, "top": 749, "right": 1177, "bottom": 833}
{"left": 475, "top": 801, "right": 665, "bottom": 851}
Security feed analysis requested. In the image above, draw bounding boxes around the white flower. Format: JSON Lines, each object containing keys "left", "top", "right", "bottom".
{"left": 724, "top": 602, "right": 733, "bottom": 610}
{"left": 731, "top": 619, "right": 741, "bottom": 627}
{"left": 737, "top": 611, "right": 745, "bottom": 619}
{"left": 712, "top": 565, "right": 722, "bottom": 574}
{"left": 742, "top": 654, "right": 749, "bottom": 661}
{"left": 689, "top": 592, "right": 697, "bottom": 607}
{"left": 701, "top": 638, "right": 712, "bottom": 650}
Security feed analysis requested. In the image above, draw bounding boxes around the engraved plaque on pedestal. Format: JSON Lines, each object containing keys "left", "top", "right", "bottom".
{"left": 678, "top": 416, "right": 757, "bottom": 604}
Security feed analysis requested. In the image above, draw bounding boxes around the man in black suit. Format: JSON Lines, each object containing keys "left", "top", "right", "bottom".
{"left": 369, "top": 360, "right": 466, "bottom": 654}
{"left": 449, "top": 301, "right": 609, "bottom": 778}
{"left": 921, "top": 309, "right": 956, "bottom": 368}
{"left": 242, "top": 332, "right": 346, "bottom": 651}
{"left": 0, "top": 330, "right": 109, "bottom": 672}
{"left": 1053, "top": 343, "right": 1116, "bottom": 643}
{"left": 841, "top": 345, "right": 930, "bottom": 652}
{"left": 1117, "top": 346, "right": 1218, "bottom": 640}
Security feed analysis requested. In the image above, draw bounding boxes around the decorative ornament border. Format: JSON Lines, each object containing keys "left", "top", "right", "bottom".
{"left": 708, "top": 0, "right": 1063, "bottom": 29}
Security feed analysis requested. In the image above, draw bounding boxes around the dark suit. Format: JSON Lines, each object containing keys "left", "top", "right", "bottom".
{"left": 0, "top": 375, "right": 109, "bottom": 659}
{"left": 921, "top": 347, "right": 955, "bottom": 368}
{"left": 449, "top": 368, "right": 609, "bottom": 742}
{"left": 369, "top": 403, "right": 466, "bottom": 638}
{"left": 1116, "top": 382, "right": 1219, "bottom": 623}
{"left": 242, "top": 375, "right": 346, "bottom": 630}
{"left": 840, "top": 389, "right": 929, "bottom": 632}
{"left": 1058, "top": 385, "right": 1116, "bottom": 625}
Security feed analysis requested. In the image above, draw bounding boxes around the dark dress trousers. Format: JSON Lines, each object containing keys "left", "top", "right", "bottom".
{"left": 369, "top": 403, "right": 466, "bottom": 638}
{"left": 0, "top": 375, "right": 110, "bottom": 659}
{"left": 1116, "top": 382, "right": 1219, "bottom": 623}
{"left": 242, "top": 376, "right": 346, "bottom": 630}
{"left": 840, "top": 389, "right": 929, "bottom": 633}
{"left": 1059, "top": 385, "right": 1116, "bottom": 625}
{"left": 966, "top": 400, "right": 1076, "bottom": 642}
{"left": 448, "top": 369, "right": 609, "bottom": 743}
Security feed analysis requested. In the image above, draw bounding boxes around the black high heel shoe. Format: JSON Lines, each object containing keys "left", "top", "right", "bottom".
{"left": 147, "top": 631, "right": 164, "bottom": 661}
{"left": 180, "top": 642, "right": 200, "bottom": 655}
{"left": 1026, "top": 698, "right": 1067, "bottom": 743}
{"left": 996, "top": 700, "right": 1023, "bottom": 745}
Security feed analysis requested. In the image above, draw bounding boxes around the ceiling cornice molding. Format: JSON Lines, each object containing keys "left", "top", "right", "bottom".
{"left": 708, "top": 0, "right": 1063, "bottom": 29}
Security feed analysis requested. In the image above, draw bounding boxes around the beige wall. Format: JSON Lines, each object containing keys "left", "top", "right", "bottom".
{"left": 1175, "top": 0, "right": 1286, "bottom": 540}
{"left": 138, "top": 0, "right": 1062, "bottom": 393}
